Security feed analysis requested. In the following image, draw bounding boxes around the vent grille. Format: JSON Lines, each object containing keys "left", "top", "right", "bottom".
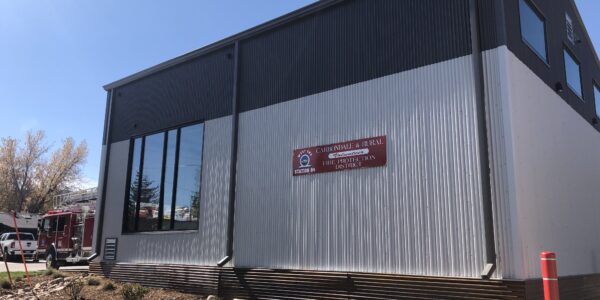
{"left": 103, "top": 238, "right": 118, "bottom": 260}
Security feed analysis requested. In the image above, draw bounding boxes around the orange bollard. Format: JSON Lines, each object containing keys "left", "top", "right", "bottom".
{"left": 540, "top": 252, "right": 559, "bottom": 300}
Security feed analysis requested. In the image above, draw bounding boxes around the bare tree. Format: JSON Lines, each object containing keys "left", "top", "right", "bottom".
{"left": 0, "top": 131, "right": 87, "bottom": 213}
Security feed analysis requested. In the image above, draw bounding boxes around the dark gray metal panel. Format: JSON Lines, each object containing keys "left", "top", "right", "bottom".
{"left": 109, "top": 46, "right": 234, "bottom": 143}
{"left": 102, "top": 91, "right": 111, "bottom": 146}
{"left": 478, "top": 0, "right": 507, "bottom": 51}
{"left": 238, "top": 0, "right": 472, "bottom": 112}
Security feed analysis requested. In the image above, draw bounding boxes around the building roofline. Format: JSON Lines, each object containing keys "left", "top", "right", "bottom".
{"left": 103, "top": 0, "right": 342, "bottom": 91}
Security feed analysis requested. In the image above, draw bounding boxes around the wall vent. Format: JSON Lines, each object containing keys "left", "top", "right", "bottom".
{"left": 565, "top": 13, "right": 576, "bottom": 45}
{"left": 103, "top": 238, "right": 118, "bottom": 260}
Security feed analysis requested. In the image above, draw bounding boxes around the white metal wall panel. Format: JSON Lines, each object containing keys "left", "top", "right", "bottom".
{"left": 234, "top": 55, "right": 487, "bottom": 277}
{"left": 499, "top": 47, "right": 600, "bottom": 279}
{"left": 99, "top": 116, "right": 231, "bottom": 265}
{"left": 482, "top": 47, "right": 521, "bottom": 279}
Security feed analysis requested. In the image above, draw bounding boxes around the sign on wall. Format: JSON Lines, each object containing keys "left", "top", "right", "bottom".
{"left": 293, "top": 136, "right": 387, "bottom": 176}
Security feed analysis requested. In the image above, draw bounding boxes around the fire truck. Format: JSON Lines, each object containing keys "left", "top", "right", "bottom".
{"left": 37, "top": 187, "right": 96, "bottom": 269}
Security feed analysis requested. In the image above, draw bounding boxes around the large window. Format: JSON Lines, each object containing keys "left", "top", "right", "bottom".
{"left": 519, "top": 0, "right": 548, "bottom": 62}
{"left": 563, "top": 48, "right": 582, "bottom": 98}
{"left": 124, "top": 123, "right": 204, "bottom": 232}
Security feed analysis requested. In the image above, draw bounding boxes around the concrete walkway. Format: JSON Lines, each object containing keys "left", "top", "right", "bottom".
{"left": 0, "top": 261, "right": 88, "bottom": 273}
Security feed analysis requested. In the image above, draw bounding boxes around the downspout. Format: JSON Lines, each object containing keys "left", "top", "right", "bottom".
{"left": 218, "top": 41, "right": 240, "bottom": 267}
{"left": 88, "top": 89, "right": 114, "bottom": 262}
{"left": 469, "top": 0, "right": 497, "bottom": 279}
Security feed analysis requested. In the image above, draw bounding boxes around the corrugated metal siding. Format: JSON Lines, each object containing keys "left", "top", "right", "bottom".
{"left": 109, "top": 46, "right": 234, "bottom": 143}
{"left": 503, "top": 47, "right": 600, "bottom": 279}
{"left": 100, "top": 116, "right": 231, "bottom": 264}
{"left": 478, "top": 0, "right": 507, "bottom": 52}
{"left": 238, "top": 0, "right": 472, "bottom": 113}
{"left": 234, "top": 55, "right": 487, "bottom": 277}
{"left": 482, "top": 46, "right": 519, "bottom": 279}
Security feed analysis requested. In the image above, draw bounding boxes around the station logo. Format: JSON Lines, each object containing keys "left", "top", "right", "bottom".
{"left": 299, "top": 151, "right": 312, "bottom": 168}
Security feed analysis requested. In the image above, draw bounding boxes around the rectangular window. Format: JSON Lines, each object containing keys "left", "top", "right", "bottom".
{"left": 173, "top": 124, "right": 204, "bottom": 230}
{"left": 519, "top": 0, "right": 548, "bottom": 62}
{"left": 124, "top": 122, "right": 204, "bottom": 232}
{"left": 594, "top": 84, "right": 600, "bottom": 119}
{"left": 564, "top": 48, "right": 583, "bottom": 98}
{"left": 161, "top": 130, "right": 177, "bottom": 230}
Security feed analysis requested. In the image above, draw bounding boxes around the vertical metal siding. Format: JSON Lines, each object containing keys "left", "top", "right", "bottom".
{"left": 109, "top": 47, "right": 234, "bottom": 143}
{"left": 238, "top": 0, "right": 472, "bottom": 113}
{"left": 100, "top": 116, "right": 231, "bottom": 265}
{"left": 234, "top": 55, "right": 487, "bottom": 277}
{"left": 482, "top": 47, "right": 519, "bottom": 279}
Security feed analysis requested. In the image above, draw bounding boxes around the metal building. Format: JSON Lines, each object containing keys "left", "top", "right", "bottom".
{"left": 90, "top": 0, "right": 600, "bottom": 298}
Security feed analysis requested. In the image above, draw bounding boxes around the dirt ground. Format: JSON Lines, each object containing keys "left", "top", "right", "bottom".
{"left": 0, "top": 271, "right": 203, "bottom": 300}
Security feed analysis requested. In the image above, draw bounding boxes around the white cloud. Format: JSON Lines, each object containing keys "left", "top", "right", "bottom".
{"left": 74, "top": 177, "right": 98, "bottom": 189}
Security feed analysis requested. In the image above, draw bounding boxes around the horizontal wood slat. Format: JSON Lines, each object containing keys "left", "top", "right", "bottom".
{"left": 90, "top": 262, "right": 526, "bottom": 299}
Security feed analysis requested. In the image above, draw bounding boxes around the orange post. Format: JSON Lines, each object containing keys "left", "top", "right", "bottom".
{"left": 540, "top": 252, "right": 559, "bottom": 300}
{"left": 11, "top": 211, "right": 30, "bottom": 284}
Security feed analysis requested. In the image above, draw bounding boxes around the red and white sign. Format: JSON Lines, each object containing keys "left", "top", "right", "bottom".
{"left": 293, "top": 136, "right": 387, "bottom": 176}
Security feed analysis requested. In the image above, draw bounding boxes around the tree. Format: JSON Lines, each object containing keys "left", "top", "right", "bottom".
{"left": 0, "top": 130, "right": 87, "bottom": 213}
{"left": 126, "top": 171, "right": 159, "bottom": 230}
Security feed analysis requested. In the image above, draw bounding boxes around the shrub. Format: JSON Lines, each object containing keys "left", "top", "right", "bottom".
{"left": 63, "top": 279, "right": 83, "bottom": 300}
{"left": 121, "top": 283, "right": 149, "bottom": 300}
{"left": 87, "top": 277, "right": 101, "bottom": 286}
{"left": 102, "top": 281, "right": 116, "bottom": 291}
{"left": 0, "top": 279, "right": 11, "bottom": 289}
{"left": 52, "top": 271, "right": 65, "bottom": 279}
{"left": 44, "top": 268, "right": 55, "bottom": 276}
{"left": 14, "top": 276, "right": 22, "bottom": 282}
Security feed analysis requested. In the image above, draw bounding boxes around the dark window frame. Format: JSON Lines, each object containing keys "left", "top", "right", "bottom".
{"left": 122, "top": 120, "right": 205, "bottom": 234}
{"left": 518, "top": 0, "right": 550, "bottom": 65}
{"left": 563, "top": 45, "right": 584, "bottom": 100}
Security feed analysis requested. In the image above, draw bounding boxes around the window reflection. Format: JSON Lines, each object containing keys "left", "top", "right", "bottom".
{"left": 174, "top": 124, "right": 204, "bottom": 230}
{"left": 126, "top": 138, "right": 142, "bottom": 232}
{"left": 519, "top": 0, "right": 547, "bottom": 62}
{"left": 137, "top": 133, "right": 163, "bottom": 231}
{"left": 564, "top": 49, "right": 582, "bottom": 98}
{"left": 162, "top": 130, "right": 177, "bottom": 230}
{"left": 124, "top": 123, "right": 204, "bottom": 232}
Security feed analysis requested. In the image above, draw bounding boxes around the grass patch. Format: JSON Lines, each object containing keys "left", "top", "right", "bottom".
{"left": 0, "top": 271, "right": 44, "bottom": 281}
{"left": 122, "top": 283, "right": 149, "bottom": 300}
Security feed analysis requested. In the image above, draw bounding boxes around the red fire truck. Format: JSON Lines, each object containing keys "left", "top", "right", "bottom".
{"left": 37, "top": 188, "right": 96, "bottom": 269}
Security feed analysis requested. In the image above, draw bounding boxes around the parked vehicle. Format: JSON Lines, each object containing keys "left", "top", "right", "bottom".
{"left": 37, "top": 188, "right": 96, "bottom": 269}
{"left": 0, "top": 232, "right": 38, "bottom": 262}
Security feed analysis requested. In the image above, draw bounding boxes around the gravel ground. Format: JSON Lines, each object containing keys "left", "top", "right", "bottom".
{"left": 0, "top": 271, "right": 204, "bottom": 300}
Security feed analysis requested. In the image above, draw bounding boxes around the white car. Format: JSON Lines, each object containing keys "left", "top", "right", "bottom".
{"left": 0, "top": 232, "right": 38, "bottom": 262}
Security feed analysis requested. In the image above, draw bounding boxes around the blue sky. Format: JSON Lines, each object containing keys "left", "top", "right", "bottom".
{"left": 0, "top": 0, "right": 598, "bottom": 187}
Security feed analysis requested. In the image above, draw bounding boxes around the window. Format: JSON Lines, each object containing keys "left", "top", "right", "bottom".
{"left": 124, "top": 122, "right": 204, "bottom": 232}
{"left": 595, "top": 83, "right": 600, "bottom": 119}
{"left": 563, "top": 48, "right": 582, "bottom": 98}
{"left": 519, "top": 0, "right": 548, "bottom": 62}
{"left": 7, "top": 233, "right": 34, "bottom": 241}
